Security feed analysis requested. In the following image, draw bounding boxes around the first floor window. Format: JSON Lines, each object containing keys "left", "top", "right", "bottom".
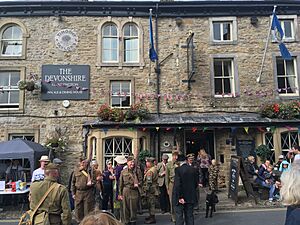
{"left": 276, "top": 57, "right": 298, "bottom": 96}
{"left": 213, "top": 21, "right": 232, "bottom": 41}
{"left": 0, "top": 71, "right": 20, "bottom": 109}
{"left": 104, "top": 137, "right": 132, "bottom": 168}
{"left": 281, "top": 131, "right": 299, "bottom": 156}
{"left": 110, "top": 81, "right": 131, "bottom": 108}
{"left": 213, "top": 58, "right": 235, "bottom": 96}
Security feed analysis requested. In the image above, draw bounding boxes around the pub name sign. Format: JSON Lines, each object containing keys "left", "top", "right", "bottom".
{"left": 41, "top": 65, "right": 90, "bottom": 100}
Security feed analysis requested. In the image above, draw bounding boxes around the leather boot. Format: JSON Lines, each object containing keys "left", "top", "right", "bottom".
{"left": 144, "top": 215, "right": 156, "bottom": 224}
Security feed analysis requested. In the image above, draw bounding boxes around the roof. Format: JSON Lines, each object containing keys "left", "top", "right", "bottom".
{"left": 0, "top": 1, "right": 300, "bottom": 17}
{"left": 84, "top": 112, "right": 300, "bottom": 128}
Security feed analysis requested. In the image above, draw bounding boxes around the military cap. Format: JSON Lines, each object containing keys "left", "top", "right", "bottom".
{"left": 53, "top": 158, "right": 63, "bottom": 165}
{"left": 177, "top": 154, "right": 186, "bottom": 162}
{"left": 187, "top": 153, "right": 195, "bottom": 159}
{"left": 162, "top": 154, "right": 169, "bottom": 160}
{"left": 127, "top": 156, "right": 135, "bottom": 162}
{"left": 45, "top": 163, "right": 59, "bottom": 170}
{"left": 145, "top": 157, "right": 155, "bottom": 163}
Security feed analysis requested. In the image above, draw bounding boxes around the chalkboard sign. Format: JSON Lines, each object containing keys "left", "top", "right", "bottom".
{"left": 228, "top": 156, "right": 240, "bottom": 205}
{"left": 236, "top": 140, "right": 255, "bottom": 160}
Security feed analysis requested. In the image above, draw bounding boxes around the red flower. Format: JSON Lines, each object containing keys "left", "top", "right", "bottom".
{"left": 273, "top": 104, "right": 280, "bottom": 113}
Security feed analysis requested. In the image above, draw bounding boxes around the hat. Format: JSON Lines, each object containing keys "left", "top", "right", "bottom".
{"left": 146, "top": 157, "right": 155, "bottom": 163}
{"left": 187, "top": 153, "right": 195, "bottom": 159}
{"left": 162, "top": 154, "right": 169, "bottom": 160}
{"left": 53, "top": 158, "right": 63, "bottom": 165}
{"left": 278, "top": 155, "right": 284, "bottom": 159}
{"left": 177, "top": 154, "right": 186, "bottom": 162}
{"left": 91, "top": 159, "right": 98, "bottom": 166}
{"left": 45, "top": 163, "right": 59, "bottom": 170}
{"left": 172, "top": 150, "right": 180, "bottom": 156}
{"left": 127, "top": 156, "right": 134, "bottom": 162}
{"left": 39, "top": 155, "right": 50, "bottom": 162}
{"left": 106, "top": 159, "right": 112, "bottom": 165}
{"left": 114, "top": 155, "right": 127, "bottom": 164}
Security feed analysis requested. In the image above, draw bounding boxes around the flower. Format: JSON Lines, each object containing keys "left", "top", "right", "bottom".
{"left": 45, "top": 137, "right": 68, "bottom": 151}
{"left": 260, "top": 101, "right": 300, "bottom": 120}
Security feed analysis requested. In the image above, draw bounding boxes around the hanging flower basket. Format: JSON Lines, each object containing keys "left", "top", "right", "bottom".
{"left": 260, "top": 101, "right": 300, "bottom": 120}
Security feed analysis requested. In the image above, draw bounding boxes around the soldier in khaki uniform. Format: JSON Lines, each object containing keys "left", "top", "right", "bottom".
{"left": 30, "top": 163, "right": 71, "bottom": 225}
{"left": 166, "top": 150, "right": 179, "bottom": 223}
{"left": 143, "top": 157, "right": 159, "bottom": 224}
{"left": 119, "top": 156, "right": 143, "bottom": 225}
{"left": 71, "top": 158, "right": 95, "bottom": 223}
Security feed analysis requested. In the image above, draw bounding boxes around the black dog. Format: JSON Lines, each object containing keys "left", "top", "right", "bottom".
{"left": 205, "top": 191, "right": 219, "bottom": 218}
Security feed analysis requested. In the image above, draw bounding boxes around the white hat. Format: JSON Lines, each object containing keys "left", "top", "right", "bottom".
{"left": 114, "top": 155, "right": 127, "bottom": 164}
{"left": 278, "top": 155, "right": 284, "bottom": 159}
{"left": 39, "top": 155, "right": 50, "bottom": 162}
{"left": 91, "top": 159, "right": 98, "bottom": 165}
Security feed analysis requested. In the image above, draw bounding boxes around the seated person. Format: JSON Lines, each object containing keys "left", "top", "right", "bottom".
{"left": 279, "top": 160, "right": 290, "bottom": 173}
{"left": 255, "top": 160, "right": 276, "bottom": 202}
{"left": 274, "top": 155, "right": 284, "bottom": 170}
{"left": 5, "top": 159, "right": 24, "bottom": 182}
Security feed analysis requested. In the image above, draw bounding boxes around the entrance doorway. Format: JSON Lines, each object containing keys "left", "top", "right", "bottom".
{"left": 185, "top": 129, "right": 215, "bottom": 159}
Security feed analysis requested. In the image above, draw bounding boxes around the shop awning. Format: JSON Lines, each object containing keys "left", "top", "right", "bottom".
{"left": 83, "top": 113, "right": 300, "bottom": 128}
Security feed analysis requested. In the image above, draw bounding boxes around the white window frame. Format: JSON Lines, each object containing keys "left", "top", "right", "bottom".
{"left": 101, "top": 23, "right": 119, "bottom": 63}
{"left": 274, "top": 15, "right": 298, "bottom": 42}
{"left": 280, "top": 130, "right": 299, "bottom": 156}
{"left": 123, "top": 23, "right": 139, "bottom": 63}
{"left": 103, "top": 136, "right": 132, "bottom": 168}
{"left": 209, "top": 17, "right": 237, "bottom": 44}
{"left": 275, "top": 56, "right": 299, "bottom": 97}
{"left": 0, "top": 71, "right": 20, "bottom": 109}
{"left": 1, "top": 25, "right": 22, "bottom": 57}
{"left": 264, "top": 132, "right": 275, "bottom": 163}
{"left": 110, "top": 81, "right": 131, "bottom": 108}
{"left": 9, "top": 134, "right": 35, "bottom": 141}
{"left": 211, "top": 56, "right": 239, "bottom": 97}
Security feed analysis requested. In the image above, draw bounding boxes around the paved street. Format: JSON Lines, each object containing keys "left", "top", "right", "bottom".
{"left": 0, "top": 208, "right": 286, "bottom": 225}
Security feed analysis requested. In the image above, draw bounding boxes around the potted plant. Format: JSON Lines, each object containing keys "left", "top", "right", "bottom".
{"left": 125, "top": 103, "right": 150, "bottom": 121}
{"left": 97, "top": 104, "right": 112, "bottom": 121}
{"left": 256, "top": 144, "right": 272, "bottom": 162}
{"left": 17, "top": 72, "right": 40, "bottom": 92}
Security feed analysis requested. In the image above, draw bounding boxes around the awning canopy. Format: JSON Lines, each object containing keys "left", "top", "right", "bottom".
{"left": 0, "top": 139, "right": 48, "bottom": 172}
{"left": 84, "top": 113, "right": 300, "bottom": 128}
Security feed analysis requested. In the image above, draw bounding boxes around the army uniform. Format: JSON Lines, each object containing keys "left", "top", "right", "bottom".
{"left": 143, "top": 158, "right": 159, "bottom": 224}
{"left": 71, "top": 166, "right": 95, "bottom": 222}
{"left": 119, "top": 164, "right": 143, "bottom": 225}
{"left": 30, "top": 164, "right": 71, "bottom": 225}
{"left": 166, "top": 157, "right": 178, "bottom": 222}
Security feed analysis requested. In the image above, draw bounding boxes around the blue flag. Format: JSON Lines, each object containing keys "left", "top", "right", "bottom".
{"left": 149, "top": 10, "right": 158, "bottom": 62}
{"left": 271, "top": 12, "right": 292, "bottom": 60}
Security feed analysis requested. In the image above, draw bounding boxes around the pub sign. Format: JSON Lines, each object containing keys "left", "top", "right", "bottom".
{"left": 41, "top": 65, "right": 90, "bottom": 100}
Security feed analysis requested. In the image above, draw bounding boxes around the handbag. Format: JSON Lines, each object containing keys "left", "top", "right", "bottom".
{"left": 18, "top": 183, "right": 57, "bottom": 225}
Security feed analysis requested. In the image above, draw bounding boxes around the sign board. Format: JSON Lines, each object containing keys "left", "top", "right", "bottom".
{"left": 228, "top": 156, "right": 257, "bottom": 205}
{"left": 236, "top": 140, "right": 255, "bottom": 160}
{"left": 41, "top": 65, "right": 90, "bottom": 100}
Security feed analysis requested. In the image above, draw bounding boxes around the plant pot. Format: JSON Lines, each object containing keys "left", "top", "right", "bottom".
{"left": 26, "top": 82, "right": 35, "bottom": 91}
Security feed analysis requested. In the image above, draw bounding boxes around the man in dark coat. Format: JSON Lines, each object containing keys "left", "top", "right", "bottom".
{"left": 173, "top": 154, "right": 198, "bottom": 225}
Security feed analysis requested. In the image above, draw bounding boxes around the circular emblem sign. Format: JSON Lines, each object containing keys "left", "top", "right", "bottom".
{"left": 55, "top": 29, "right": 78, "bottom": 52}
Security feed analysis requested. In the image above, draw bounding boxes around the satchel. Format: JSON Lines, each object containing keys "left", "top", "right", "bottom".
{"left": 18, "top": 183, "right": 57, "bottom": 225}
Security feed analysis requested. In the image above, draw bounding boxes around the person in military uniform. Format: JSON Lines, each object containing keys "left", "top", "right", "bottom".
{"left": 143, "top": 157, "right": 159, "bottom": 224}
{"left": 91, "top": 159, "right": 103, "bottom": 210}
{"left": 71, "top": 157, "right": 95, "bottom": 223}
{"left": 166, "top": 150, "right": 179, "bottom": 223}
{"left": 29, "top": 163, "right": 71, "bottom": 225}
{"left": 118, "top": 156, "right": 143, "bottom": 225}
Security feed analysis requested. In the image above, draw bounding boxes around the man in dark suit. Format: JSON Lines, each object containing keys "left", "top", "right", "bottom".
{"left": 173, "top": 154, "right": 198, "bottom": 225}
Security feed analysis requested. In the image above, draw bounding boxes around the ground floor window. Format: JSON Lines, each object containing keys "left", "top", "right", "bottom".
{"left": 103, "top": 137, "right": 132, "bottom": 167}
{"left": 281, "top": 131, "right": 299, "bottom": 156}
{"left": 264, "top": 132, "right": 275, "bottom": 163}
{"left": 9, "top": 134, "right": 34, "bottom": 141}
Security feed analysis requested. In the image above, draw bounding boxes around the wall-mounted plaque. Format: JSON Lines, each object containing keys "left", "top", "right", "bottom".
{"left": 55, "top": 29, "right": 78, "bottom": 52}
{"left": 41, "top": 65, "right": 90, "bottom": 100}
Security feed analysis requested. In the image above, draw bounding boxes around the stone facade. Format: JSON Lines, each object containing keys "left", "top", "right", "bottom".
{"left": 0, "top": 1, "right": 299, "bottom": 185}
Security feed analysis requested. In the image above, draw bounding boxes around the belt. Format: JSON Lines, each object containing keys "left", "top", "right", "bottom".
{"left": 76, "top": 187, "right": 92, "bottom": 191}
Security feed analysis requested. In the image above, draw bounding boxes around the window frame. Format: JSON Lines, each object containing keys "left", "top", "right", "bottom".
{"left": 123, "top": 23, "right": 139, "bottom": 63}
{"left": 273, "top": 54, "right": 300, "bottom": 99}
{"left": 0, "top": 67, "right": 25, "bottom": 112}
{"left": 110, "top": 80, "right": 132, "bottom": 108}
{"left": 209, "top": 17, "right": 237, "bottom": 44}
{"left": 272, "top": 15, "right": 298, "bottom": 42}
{"left": 280, "top": 130, "right": 299, "bottom": 156}
{"left": 210, "top": 54, "right": 239, "bottom": 98}
{"left": 101, "top": 23, "right": 119, "bottom": 63}
{"left": 0, "top": 21, "right": 29, "bottom": 60}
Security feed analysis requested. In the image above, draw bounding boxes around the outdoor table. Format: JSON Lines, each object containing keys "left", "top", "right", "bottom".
{"left": 0, "top": 188, "right": 30, "bottom": 212}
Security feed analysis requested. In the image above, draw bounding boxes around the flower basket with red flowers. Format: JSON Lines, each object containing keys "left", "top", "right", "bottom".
{"left": 125, "top": 103, "right": 150, "bottom": 121}
{"left": 260, "top": 101, "right": 300, "bottom": 120}
{"left": 97, "top": 104, "right": 112, "bottom": 121}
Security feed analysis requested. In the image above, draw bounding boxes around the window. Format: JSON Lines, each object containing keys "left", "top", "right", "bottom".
{"left": 210, "top": 17, "right": 237, "bottom": 44}
{"left": 104, "top": 137, "right": 132, "bottom": 168}
{"left": 276, "top": 57, "right": 298, "bottom": 96}
{"left": 264, "top": 132, "right": 275, "bottom": 163}
{"left": 274, "top": 15, "right": 297, "bottom": 42}
{"left": 9, "top": 134, "right": 35, "bottom": 141}
{"left": 281, "top": 131, "right": 299, "bottom": 156}
{"left": 102, "top": 23, "right": 118, "bottom": 63}
{"left": 123, "top": 23, "right": 139, "bottom": 63}
{"left": 91, "top": 137, "right": 97, "bottom": 159}
{"left": 213, "top": 58, "right": 235, "bottom": 96}
{"left": 110, "top": 81, "right": 131, "bottom": 108}
{"left": 1, "top": 25, "right": 22, "bottom": 56}
{"left": 0, "top": 71, "right": 20, "bottom": 109}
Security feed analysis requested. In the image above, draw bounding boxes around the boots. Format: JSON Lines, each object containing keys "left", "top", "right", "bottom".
{"left": 144, "top": 215, "right": 156, "bottom": 224}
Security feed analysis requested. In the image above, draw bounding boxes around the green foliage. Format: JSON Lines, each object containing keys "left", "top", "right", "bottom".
{"left": 260, "top": 101, "right": 300, "bottom": 120}
{"left": 138, "top": 149, "right": 152, "bottom": 163}
{"left": 256, "top": 144, "right": 272, "bottom": 162}
{"left": 125, "top": 103, "right": 150, "bottom": 121}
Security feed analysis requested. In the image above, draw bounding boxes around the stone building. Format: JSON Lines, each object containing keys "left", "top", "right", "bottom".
{"left": 0, "top": 0, "right": 299, "bottom": 183}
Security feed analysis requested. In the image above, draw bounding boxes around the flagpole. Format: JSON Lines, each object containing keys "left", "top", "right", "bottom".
{"left": 256, "top": 5, "right": 277, "bottom": 83}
